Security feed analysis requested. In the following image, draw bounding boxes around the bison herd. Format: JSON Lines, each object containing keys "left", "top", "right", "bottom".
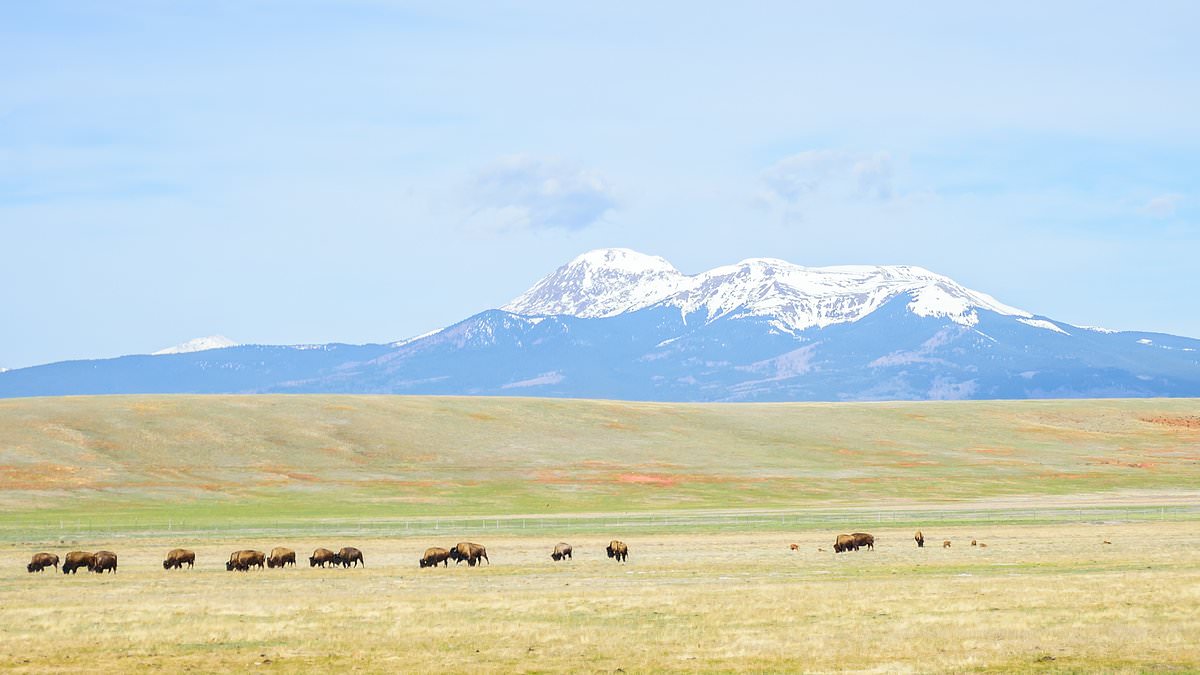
{"left": 810, "top": 531, "right": 988, "bottom": 553}
{"left": 26, "top": 539, "right": 633, "bottom": 575}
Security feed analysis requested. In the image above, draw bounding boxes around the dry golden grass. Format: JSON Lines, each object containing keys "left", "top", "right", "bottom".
{"left": 2, "top": 522, "right": 1198, "bottom": 673}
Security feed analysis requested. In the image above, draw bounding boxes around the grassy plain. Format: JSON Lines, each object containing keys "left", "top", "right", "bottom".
{"left": 2, "top": 395, "right": 1199, "bottom": 671}
{"left": 2, "top": 395, "right": 1200, "bottom": 531}
{"left": 2, "top": 524, "right": 1199, "bottom": 673}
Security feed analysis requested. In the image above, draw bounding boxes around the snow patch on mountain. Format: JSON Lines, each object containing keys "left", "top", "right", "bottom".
{"left": 507, "top": 249, "right": 1032, "bottom": 332}
{"left": 153, "top": 335, "right": 239, "bottom": 355}
{"left": 1017, "top": 318, "right": 1070, "bottom": 335}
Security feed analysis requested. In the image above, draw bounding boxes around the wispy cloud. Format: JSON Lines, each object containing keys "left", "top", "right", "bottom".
{"left": 464, "top": 156, "right": 617, "bottom": 231}
{"left": 1140, "top": 193, "right": 1183, "bottom": 218}
{"left": 757, "top": 150, "right": 894, "bottom": 219}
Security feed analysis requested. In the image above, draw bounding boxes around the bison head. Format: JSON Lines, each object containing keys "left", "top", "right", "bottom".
{"left": 606, "top": 546, "right": 615, "bottom": 558}
{"left": 27, "top": 562, "right": 36, "bottom": 573}
{"left": 226, "top": 560, "right": 236, "bottom": 571}
{"left": 163, "top": 560, "right": 171, "bottom": 569}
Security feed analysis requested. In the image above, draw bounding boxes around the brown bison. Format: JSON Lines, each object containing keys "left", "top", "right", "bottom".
{"left": 309, "top": 548, "right": 337, "bottom": 568}
{"left": 267, "top": 547, "right": 296, "bottom": 569}
{"left": 606, "top": 540, "right": 628, "bottom": 562}
{"left": 163, "top": 548, "right": 195, "bottom": 570}
{"left": 334, "top": 547, "right": 364, "bottom": 568}
{"left": 971, "top": 539, "right": 978, "bottom": 547}
{"left": 226, "top": 550, "right": 265, "bottom": 571}
{"left": 914, "top": 530, "right": 924, "bottom": 548}
{"left": 91, "top": 550, "right": 118, "bottom": 574}
{"left": 28, "top": 552, "right": 60, "bottom": 573}
{"left": 789, "top": 543, "right": 799, "bottom": 551}
{"left": 449, "top": 542, "right": 489, "bottom": 567}
{"left": 979, "top": 543, "right": 988, "bottom": 548}
{"left": 420, "top": 547, "right": 451, "bottom": 568}
{"left": 851, "top": 533, "right": 875, "bottom": 551}
{"left": 551, "top": 543, "right": 573, "bottom": 561}
{"left": 62, "top": 551, "right": 95, "bottom": 574}
{"left": 833, "top": 534, "right": 856, "bottom": 553}
{"left": 943, "top": 540, "right": 952, "bottom": 548}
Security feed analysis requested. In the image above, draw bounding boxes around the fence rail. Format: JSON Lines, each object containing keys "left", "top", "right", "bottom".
{"left": 2, "top": 504, "right": 1196, "bottom": 542}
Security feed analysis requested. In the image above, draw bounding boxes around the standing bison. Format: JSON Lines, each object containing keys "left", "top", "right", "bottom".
{"left": 833, "top": 534, "right": 856, "bottom": 553}
{"left": 226, "top": 550, "right": 265, "bottom": 571}
{"left": 606, "top": 540, "right": 628, "bottom": 562}
{"left": 91, "top": 550, "right": 118, "bottom": 573}
{"left": 62, "top": 551, "right": 96, "bottom": 574}
{"left": 267, "top": 547, "right": 296, "bottom": 568}
{"left": 851, "top": 533, "right": 875, "bottom": 551}
{"left": 914, "top": 530, "right": 925, "bottom": 548}
{"left": 310, "top": 548, "right": 337, "bottom": 568}
{"left": 449, "top": 542, "right": 489, "bottom": 567}
{"left": 334, "top": 547, "right": 364, "bottom": 568}
{"left": 163, "top": 548, "right": 195, "bottom": 570}
{"left": 27, "top": 552, "right": 60, "bottom": 573}
{"left": 420, "top": 547, "right": 451, "bottom": 568}
{"left": 551, "top": 543, "right": 573, "bottom": 561}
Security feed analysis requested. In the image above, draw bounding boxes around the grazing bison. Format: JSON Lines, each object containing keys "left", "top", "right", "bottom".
{"left": 914, "top": 530, "right": 925, "bottom": 548}
{"left": 606, "top": 540, "right": 628, "bottom": 562}
{"left": 163, "top": 548, "right": 195, "bottom": 570}
{"left": 226, "top": 550, "right": 265, "bottom": 571}
{"left": 833, "top": 534, "right": 857, "bottom": 553}
{"left": 943, "top": 540, "right": 952, "bottom": 548}
{"left": 91, "top": 550, "right": 118, "bottom": 574}
{"left": 310, "top": 548, "right": 337, "bottom": 568}
{"left": 971, "top": 539, "right": 978, "bottom": 547}
{"left": 851, "top": 533, "right": 875, "bottom": 551}
{"left": 449, "top": 542, "right": 489, "bottom": 567}
{"left": 335, "top": 547, "right": 364, "bottom": 568}
{"left": 979, "top": 543, "right": 988, "bottom": 548}
{"left": 62, "top": 551, "right": 96, "bottom": 574}
{"left": 267, "top": 547, "right": 296, "bottom": 569}
{"left": 420, "top": 547, "right": 451, "bottom": 568}
{"left": 551, "top": 543, "right": 573, "bottom": 561}
{"left": 789, "top": 543, "right": 800, "bottom": 551}
{"left": 28, "top": 552, "right": 60, "bottom": 573}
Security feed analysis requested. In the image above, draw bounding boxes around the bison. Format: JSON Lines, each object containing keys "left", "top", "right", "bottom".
{"left": 551, "top": 543, "right": 573, "bottom": 561}
{"left": 851, "top": 533, "right": 875, "bottom": 551}
{"left": 267, "top": 547, "right": 296, "bottom": 569}
{"left": 91, "top": 550, "right": 118, "bottom": 574}
{"left": 606, "top": 540, "right": 628, "bottom": 562}
{"left": 971, "top": 539, "right": 978, "bottom": 547}
{"left": 27, "top": 552, "right": 60, "bottom": 573}
{"left": 449, "top": 542, "right": 489, "bottom": 567}
{"left": 420, "top": 547, "right": 451, "bottom": 568}
{"left": 226, "top": 549, "right": 265, "bottom": 571}
{"left": 310, "top": 548, "right": 337, "bottom": 568}
{"left": 334, "top": 547, "right": 364, "bottom": 568}
{"left": 789, "top": 543, "right": 800, "bottom": 551}
{"left": 833, "top": 534, "right": 857, "bottom": 553}
{"left": 62, "top": 551, "right": 95, "bottom": 574}
{"left": 914, "top": 530, "right": 925, "bottom": 548}
{"left": 163, "top": 548, "right": 195, "bottom": 570}
{"left": 943, "top": 540, "right": 952, "bottom": 548}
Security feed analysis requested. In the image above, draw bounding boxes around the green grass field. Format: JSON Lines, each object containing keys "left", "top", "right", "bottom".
{"left": 2, "top": 395, "right": 1199, "bottom": 672}
{"left": 2, "top": 395, "right": 1199, "bottom": 534}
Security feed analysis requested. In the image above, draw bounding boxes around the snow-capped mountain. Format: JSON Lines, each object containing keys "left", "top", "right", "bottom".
{"left": 507, "top": 250, "right": 1031, "bottom": 333}
{"left": 153, "top": 335, "right": 239, "bottom": 355}
{"left": 2, "top": 249, "right": 1199, "bottom": 401}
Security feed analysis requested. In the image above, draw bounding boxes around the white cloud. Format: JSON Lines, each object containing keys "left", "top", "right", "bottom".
{"left": 1140, "top": 193, "right": 1183, "bottom": 218}
{"left": 465, "top": 156, "right": 617, "bottom": 231}
{"left": 757, "top": 150, "right": 895, "bottom": 219}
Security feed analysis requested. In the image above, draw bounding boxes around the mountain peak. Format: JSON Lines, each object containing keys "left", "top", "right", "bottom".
{"left": 502, "top": 248, "right": 684, "bottom": 318}
{"left": 152, "top": 335, "right": 239, "bottom": 355}
{"left": 505, "top": 250, "right": 1033, "bottom": 331}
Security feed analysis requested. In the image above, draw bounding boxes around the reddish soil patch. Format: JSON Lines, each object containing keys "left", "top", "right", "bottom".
{"left": 467, "top": 412, "right": 497, "bottom": 421}
{"left": 616, "top": 473, "right": 678, "bottom": 487}
{"left": 1141, "top": 416, "right": 1200, "bottom": 429}
{"left": 972, "top": 447, "right": 1015, "bottom": 456}
{"left": 603, "top": 421, "right": 635, "bottom": 430}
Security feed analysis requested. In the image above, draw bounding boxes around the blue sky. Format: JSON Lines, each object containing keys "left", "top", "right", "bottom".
{"left": 2, "top": 1, "right": 1197, "bottom": 369}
